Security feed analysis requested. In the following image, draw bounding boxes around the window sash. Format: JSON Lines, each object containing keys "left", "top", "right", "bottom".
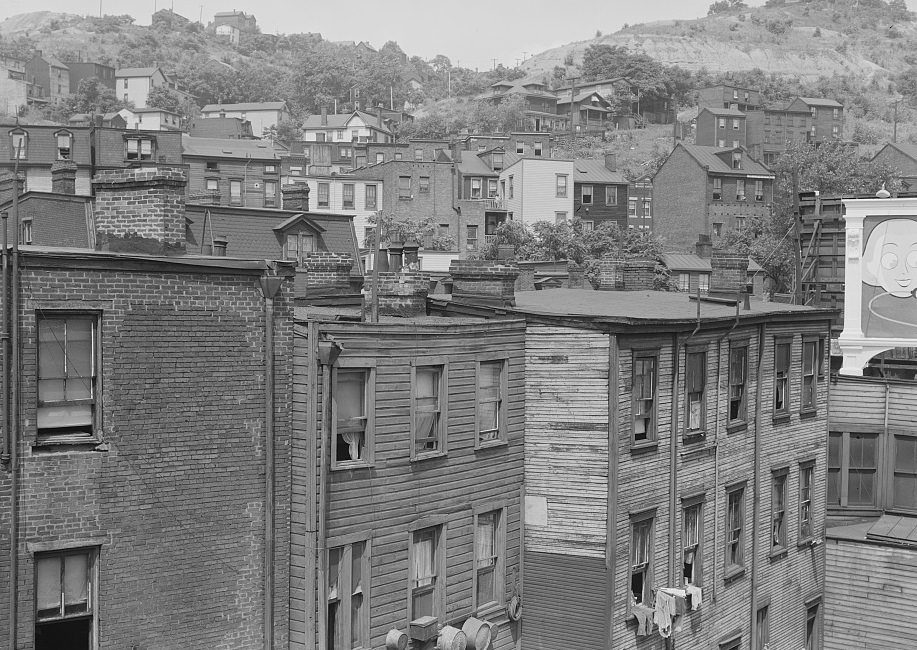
{"left": 365, "top": 185, "right": 377, "bottom": 209}
{"left": 327, "top": 540, "right": 369, "bottom": 650}
{"left": 729, "top": 346, "right": 747, "bottom": 422}
{"left": 802, "top": 341, "right": 817, "bottom": 410}
{"left": 475, "top": 511, "right": 501, "bottom": 607}
{"left": 686, "top": 351, "right": 706, "bottom": 432}
{"left": 318, "top": 183, "right": 330, "bottom": 207}
{"left": 413, "top": 366, "right": 443, "bottom": 456}
{"left": 333, "top": 368, "right": 371, "bottom": 467}
{"left": 36, "top": 549, "right": 94, "bottom": 622}
{"left": 477, "top": 361, "right": 505, "bottom": 444}
{"left": 342, "top": 184, "right": 355, "bottom": 209}
{"left": 606, "top": 186, "right": 617, "bottom": 206}
{"left": 633, "top": 355, "right": 656, "bottom": 442}
{"left": 630, "top": 518, "right": 653, "bottom": 605}
{"left": 37, "top": 316, "right": 97, "bottom": 435}
{"left": 799, "top": 465, "right": 814, "bottom": 539}
{"left": 411, "top": 528, "right": 440, "bottom": 620}
{"left": 556, "top": 175, "right": 567, "bottom": 198}
{"left": 772, "top": 473, "right": 787, "bottom": 549}
{"left": 726, "top": 489, "right": 745, "bottom": 569}
{"left": 581, "top": 185, "right": 593, "bottom": 204}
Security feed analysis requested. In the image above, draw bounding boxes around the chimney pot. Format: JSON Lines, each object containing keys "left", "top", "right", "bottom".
{"left": 212, "top": 235, "right": 228, "bottom": 256}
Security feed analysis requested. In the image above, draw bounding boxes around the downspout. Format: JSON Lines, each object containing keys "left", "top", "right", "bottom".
{"left": 668, "top": 333, "right": 680, "bottom": 588}
{"left": 9, "top": 156, "right": 22, "bottom": 650}
{"left": 317, "top": 355, "right": 333, "bottom": 649}
{"left": 749, "top": 322, "right": 765, "bottom": 646}
{"left": 605, "top": 333, "right": 619, "bottom": 649}
{"left": 1, "top": 210, "right": 8, "bottom": 465}
{"left": 258, "top": 273, "right": 284, "bottom": 650}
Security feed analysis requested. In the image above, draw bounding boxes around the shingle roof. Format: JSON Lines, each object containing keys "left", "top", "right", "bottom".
{"left": 700, "top": 107, "right": 746, "bottom": 117}
{"left": 556, "top": 90, "right": 610, "bottom": 106}
{"left": 573, "top": 159, "right": 627, "bottom": 184}
{"left": 0, "top": 193, "right": 93, "bottom": 248}
{"left": 200, "top": 102, "right": 288, "bottom": 113}
{"left": 115, "top": 67, "right": 160, "bottom": 78}
{"left": 301, "top": 110, "right": 392, "bottom": 135}
{"left": 797, "top": 97, "right": 843, "bottom": 108}
{"left": 181, "top": 134, "right": 282, "bottom": 159}
{"left": 677, "top": 144, "right": 773, "bottom": 177}
{"left": 456, "top": 153, "right": 497, "bottom": 176}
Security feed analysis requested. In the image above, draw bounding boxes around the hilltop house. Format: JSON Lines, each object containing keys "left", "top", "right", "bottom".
{"left": 199, "top": 102, "right": 291, "bottom": 139}
{"left": 115, "top": 66, "right": 169, "bottom": 108}
{"left": 572, "top": 155, "right": 629, "bottom": 230}
{"left": 301, "top": 109, "right": 394, "bottom": 144}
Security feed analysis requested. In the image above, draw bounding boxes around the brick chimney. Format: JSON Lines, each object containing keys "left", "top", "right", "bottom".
{"left": 604, "top": 153, "right": 617, "bottom": 172}
{"left": 281, "top": 183, "right": 310, "bottom": 212}
{"left": 710, "top": 249, "right": 749, "bottom": 296}
{"left": 363, "top": 271, "right": 429, "bottom": 318}
{"left": 567, "top": 262, "right": 586, "bottom": 289}
{"left": 91, "top": 167, "right": 187, "bottom": 255}
{"left": 449, "top": 260, "right": 519, "bottom": 307}
{"left": 695, "top": 234, "right": 712, "bottom": 260}
{"left": 597, "top": 257, "right": 625, "bottom": 291}
{"left": 321, "top": 106, "right": 328, "bottom": 126}
{"left": 51, "top": 160, "right": 77, "bottom": 195}
{"left": 622, "top": 259, "right": 657, "bottom": 291}
{"left": 296, "top": 251, "right": 354, "bottom": 298}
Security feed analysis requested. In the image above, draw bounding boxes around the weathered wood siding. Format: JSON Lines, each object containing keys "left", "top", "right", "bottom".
{"left": 524, "top": 325, "right": 609, "bottom": 557}
{"left": 291, "top": 318, "right": 526, "bottom": 650}
{"left": 824, "top": 536, "right": 917, "bottom": 649}
{"left": 523, "top": 551, "right": 606, "bottom": 650}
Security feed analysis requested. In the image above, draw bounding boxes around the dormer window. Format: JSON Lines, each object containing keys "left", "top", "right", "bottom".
{"left": 54, "top": 130, "right": 72, "bottom": 160}
{"left": 284, "top": 231, "right": 315, "bottom": 265}
{"left": 732, "top": 152, "right": 742, "bottom": 169}
{"left": 9, "top": 129, "right": 28, "bottom": 160}
{"left": 125, "top": 137, "right": 153, "bottom": 161}
{"left": 492, "top": 153, "right": 504, "bottom": 171}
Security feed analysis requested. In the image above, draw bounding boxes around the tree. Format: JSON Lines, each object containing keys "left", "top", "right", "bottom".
{"left": 364, "top": 213, "right": 455, "bottom": 251}
{"left": 263, "top": 119, "right": 301, "bottom": 145}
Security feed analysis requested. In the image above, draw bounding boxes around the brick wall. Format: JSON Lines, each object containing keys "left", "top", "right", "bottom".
{"left": 652, "top": 146, "right": 710, "bottom": 251}
{"left": 363, "top": 271, "right": 429, "bottom": 317}
{"left": 0, "top": 257, "right": 293, "bottom": 649}
{"left": 622, "top": 259, "right": 656, "bottom": 291}
{"left": 92, "top": 128, "right": 184, "bottom": 170}
{"left": 295, "top": 251, "right": 354, "bottom": 298}
{"left": 50, "top": 160, "right": 77, "bottom": 194}
{"left": 711, "top": 249, "right": 750, "bottom": 293}
{"left": 449, "top": 260, "right": 519, "bottom": 303}
{"left": 597, "top": 257, "right": 625, "bottom": 291}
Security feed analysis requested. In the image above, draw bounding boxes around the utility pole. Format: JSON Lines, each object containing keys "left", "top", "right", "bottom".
{"left": 565, "top": 75, "right": 579, "bottom": 138}
{"left": 893, "top": 98, "right": 901, "bottom": 143}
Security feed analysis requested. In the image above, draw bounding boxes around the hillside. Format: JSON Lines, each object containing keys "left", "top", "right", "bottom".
{"left": 523, "top": 0, "right": 916, "bottom": 80}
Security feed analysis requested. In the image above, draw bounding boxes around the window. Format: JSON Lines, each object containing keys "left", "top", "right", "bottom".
{"left": 683, "top": 501, "right": 703, "bottom": 587}
{"left": 632, "top": 353, "right": 657, "bottom": 443}
{"left": 20, "top": 219, "right": 33, "bottom": 245}
{"left": 832, "top": 125, "right": 839, "bottom": 138}
{"left": 810, "top": 107, "right": 817, "bottom": 119}
{"left": 606, "top": 186, "right": 618, "bottom": 206}
{"left": 37, "top": 315, "right": 98, "bottom": 439}
{"left": 478, "top": 144, "right": 487, "bottom": 152}
{"left": 332, "top": 367, "right": 374, "bottom": 469}
{"left": 487, "top": 178, "right": 498, "bottom": 198}
{"left": 582, "top": 220, "right": 594, "bottom": 232}
{"left": 732, "top": 140, "right": 739, "bottom": 148}
{"left": 736, "top": 179, "right": 746, "bottom": 201}
{"left": 686, "top": 350, "right": 706, "bottom": 434}
{"left": 492, "top": 153, "right": 503, "bottom": 171}
{"left": 55, "top": 131, "right": 72, "bottom": 160}
{"left": 805, "top": 601, "right": 821, "bottom": 650}
{"left": 398, "top": 176, "right": 411, "bottom": 199}
{"left": 832, "top": 107, "right": 839, "bottom": 120}
{"left": 754, "top": 180, "right": 764, "bottom": 202}
{"left": 725, "top": 485, "right": 745, "bottom": 574}
{"left": 122, "top": 78, "right": 128, "bottom": 89}
{"left": 394, "top": 152, "right": 402, "bottom": 161}
{"left": 733, "top": 119, "right": 740, "bottom": 130}
{"left": 318, "top": 182, "right": 330, "bottom": 208}
{"left": 817, "top": 338, "right": 826, "bottom": 380}
{"left": 410, "top": 526, "right": 442, "bottom": 622}
{"left": 629, "top": 514, "right": 654, "bottom": 609}
{"left": 412, "top": 365, "right": 445, "bottom": 458}
{"left": 474, "top": 509, "right": 504, "bottom": 609}
{"left": 339, "top": 147, "right": 352, "bottom": 159}
{"left": 728, "top": 343, "right": 748, "bottom": 423}
{"left": 772, "top": 470, "right": 788, "bottom": 552}
{"left": 327, "top": 538, "right": 370, "bottom": 650}
{"left": 229, "top": 179, "right": 243, "bottom": 205}
{"left": 713, "top": 178, "right": 723, "bottom": 201}
{"left": 718, "top": 117, "right": 726, "bottom": 129}
{"left": 628, "top": 199, "right": 637, "bottom": 217}
{"left": 125, "top": 137, "right": 153, "bottom": 161}
{"left": 123, "top": 93, "right": 129, "bottom": 102}
{"left": 476, "top": 359, "right": 506, "bottom": 446}
{"left": 755, "top": 605, "right": 770, "bottom": 650}
{"left": 555, "top": 212, "right": 567, "bottom": 224}
{"left": 718, "top": 139, "right": 726, "bottom": 148}
{"left": 336, "top": 130, "right": 344, "bottom": 140}
{"left": 732, "top": 89, "right": 739, "bottom": 99}
{"left": 534, "top": 141, "right": 543, "bottom": 156}
{"left": 581, "top": 185, "right": 593, "bottom": 205}
{"left": 284, "top": 232, "right": 315, "bottom": 264}
{"left": 419, "top": 176, "right": 430, "bottom": 193}
{"left": 774, "top": 339, "right": 791, "bottom": 417}
{"left": 466, "top": 226, "right": 478, "bottom": 251}
{"left": 351, "top": 129, "right": 359, "bottom": 141}
{"left": 799, "top": 462, "right": 814, "bottom": 541}
{"left": 828, "top": 432, "right": 877, "bottom": 508}
{"left": 713, "top": 222, "right": 723, "bottom": 237}
{"left": 515, "top": 142, "right": 525, "bottom": 154}
{"left": 555, "top": 174, "right": 567, "bottom": 198}
{"left": 290, "top": 166, "right": 304, "bottom": 177}
{"left": 342, "top": 184, "right": 355, "bottom": 209}
{"left": 375, "top": 153, "right": 384, "bottom": 164}
{"left": 732, "top": 152, "right": 742, "bottom": 169}
{"left": 414, "top": 148, "right": 423, "bottom": 161}
{"left": 678, "top": 273, "right": 690, "bottom": 292}
{"left": 801, "top": 339, "right": 817, "bottom": 412}
{"left": 263, "top": 180, "right": 277, "bottom": 207}
{"left": 264, "top": 163, "right": 277, "bottom": 174}
{"left": 364, "top": 185, "right": 377, "bottom": 210}
{"left": 735, "top": 216, "right": 746, "bottom": 229}
{"left": 35, "top": 548, "right": 97, "bottom": 649}
{"left": 699, "top": 274, "right": 710, "bottom": 293}
{"left": 893, "top": 435, "right": 917, "bottom": 510}
{"left": 508, "top": 176, "right": 514, "bottom": 199}
{"left": 470, "top": 177, "right": 483, "bottom": 199}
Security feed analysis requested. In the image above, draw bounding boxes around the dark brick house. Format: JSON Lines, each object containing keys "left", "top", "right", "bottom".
{"left": 572, "top": 155, "right": 629, "bottom": 230}
{"left": 696, "top": 84, "right": 762, "bottom": 112}
{"left": 695, "top": 107, "right": 747, "bottom": 149}
{"left": 871, "top": 142, "right": 917, "bottom": 190}
{"left": 0, "top": 166, "right": 295, "bottom": 649}
{"left": 0, "top": 122, "right": 93, "bottom": 195}
{"left": 653, "top": 143, "right": 774, "bottom": 251}
{"left": 181, "top": 134, "right": 285, "bottom": 208}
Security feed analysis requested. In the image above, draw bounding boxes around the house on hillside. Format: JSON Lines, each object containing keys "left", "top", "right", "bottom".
{"left": 301, "top": 109, "right": 394, "bottom": 144}
{"left": 65, "top": 60, "right": 116, "bottom": 92}
{"left": 118, "top": 106, "right": 182, "bottom": 131}
{"left": 199, "top": 102, "right": 291, "bottom": 139}
{"left": 653, "top": 144, "right": 774, "bottom": 251}
{"left": 115, "top": 66, "right": 169, "bottom": 108}
{"left": 871, "top": 141, "right": 917, "bottom": 189}
{"left": 556, "top": 90, "right": 613, "bottom": 136}
{"left": 284, "top": 172, "right": 382, "bottom": 247}
{"left": 498, "top": 157, "right": 574, "bottom": 225}
{"left": 0, "top": 123, "right": 94, "bottom": 195}
{"left": 696, "top": 84, "right": 762, "bottom": 112}
{"left": 483, "top": 81, "right": 569, "bottom": 133}
{"left": 695, "top": 108, "right": 747, "bottom": 149}
{"left": 181, "top": 134, "right": 284, "bottom": 208}
{"left": 26, "top": 51, "right": 69, "bottom": 103}
{"left": 572, "top": 155, "right": 629, "bottom": 230}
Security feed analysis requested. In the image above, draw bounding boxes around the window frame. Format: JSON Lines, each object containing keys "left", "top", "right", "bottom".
{"left": 801, "top": 337, "right": 818, "bottom": 414}
{"left": 725, "top": 483, "right": 746, "bottom": 578}
{"left": 34, "top": 546, "right": 99, "bottom": 645}
{"left": 364, "top": 184, "right": 377, "bottom": 210}
{"left": 10, "top": 128, "right": 28, "bottom": 160}
{"left": 418, "top": 176, "right": 430, "bottom": 194}
{"left": 472, "top": 504, "right": 506, "bottom": 612}
{"left": 580, "top": 184, "right": 593, "bottom": 205}
{"left": 330, "top": 360, "right": 376, "bottom": 470}
{"left": 773, "top": 337, "right": 792, "bottom": 420}
{"left": 682, "top": 495, "right": 704, "bottom": 590}
{"left": 408, "top": 523, "right": 445, "bottom": 624}
{"left": 264, "top": 179, "right": 278, "bottom": 208}
{"left": 736, "top": 178, "right": 746, "bottom": 201}
{"left": 20, "top": 219, "right": 33, "bottom": 246}
{"left": 828, "top": 430, "right": 879, "bottom": 511}
{"left": 798, "top": 461, "right": 815, "bottom": 544}
{"left": 712, "top": 177, "right": 723, "bottom": 201}
{"left": 754, "top": 179, "right": 765, "bottom": 202}
{"left": 466, "top": 226, "right": 478, "bottom": 252}
{"left": 470, "top": 177, "right": 483, "bottom": 199}
{"left": 398, "top": 176, "right": 411, "bottom": 200}
{"left": 755, "top": 603, "right": 770, "bottom": 650}
{"left": 325, "top": 533, "right": 372, "bottom": 650}
{"left": 685, "top": 348, "right": 707, "bottom": 437}
{"left": 124, "top": 136, "right": 153, "bottom": 161}
{"left": 628, "top": 510, "right": 655, "bottom": 616}
{"left": 410, "top": 361, "right": 448, "bottom": 461}
{"left": 414, "top": 148, "right": 423, "bottom": 162}
{"left": 771, "top": 468, "right": 789, "bottom": 555}
{"left": 728, "top": 341, "right": 749, "bottom": 428}
{"left": 475, "top": 357, "right": 508, "bottom": 449}
{"left": 342, "top": 183, "right": 355, "bottom": 210}
{"left": 54, "top": 130, "right": 73, "bottom": 161}
{"left": 36, "top": 312, "right": 101, "bottom": 442}
{"left": 631, "top": 350, "right": 659, "bottom": 446}
{"left": 228, "top": 179, "right": 243, "bottom": 206}
{"left": 891, "top": 433, "right": 917, "bottom": 513}
{"left": 805, "top": 598, "right": 821, "bottom": 650}
{"left": 555, "top": 174, "right": 567, "bottom": 198}
{"left": 317, "top": 182, "right": 331, "bottom": 208}
{"left": 605, "top": 186, "right": 618, "bottom": 206}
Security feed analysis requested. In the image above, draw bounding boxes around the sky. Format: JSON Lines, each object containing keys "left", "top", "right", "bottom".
{"left": 2, "top": 0, "right": 917, "bottom": 71}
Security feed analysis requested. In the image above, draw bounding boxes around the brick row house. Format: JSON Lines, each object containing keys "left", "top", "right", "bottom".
{"left": 653, "top": 144, "right": 774, "bottom": 252}
{"left": 199, "top": 102, "right": 291, "bottom": 140}
{"left": 572, "top": 156, "right": 629, "bottom": 231}
{"left": 181, "top": 134, "right": 285, "bottom": 208}
{"left": 696, "top": 84, "right": 763, "bottom": 113}
{"left": 25, "top": 52, "right": 70, "bottom": 104}
{"left": 430, "top": 255, "right": 834, "bottom": 650}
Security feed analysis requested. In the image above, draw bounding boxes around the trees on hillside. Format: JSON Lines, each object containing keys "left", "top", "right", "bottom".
{"left": 580, "top": 44, "right": 694, "bottom": 106}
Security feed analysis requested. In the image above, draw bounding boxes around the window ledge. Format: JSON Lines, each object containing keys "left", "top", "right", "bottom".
{"left": 331, "top": 462, "right": 374, "bottom": 472}
{"left": 411, "top": 450, "right": 447, "bottom": 463}
{"left": 683, "top": 431, "right": 706, "bottom": 445}
{"left": 723, "top": 567, "right": 745, "bottom": 585}
{"left": 475, "top": 439, "right": 508, "bottom": 452}
{"left": 630, "top": 441, "right": 659, "bottom": 454}
{"left": 797, "top": 538, "right": 816, "bottom": 549}
{"left": 33, "top": 435, "right": 105, "bottom": 452}
{"left": 772, "top": 413, "right": 791, "bottom": 425}
{"left": 474, "top": 601, "right": 503, "bottom": 618}
{"left": 726, "top": 421, "right": 747, "bottom": 435}
{"left": 799, "top": 409, "right": 818, "bottom": 420}
{"left": 768, "top": 548, "right": 788, "bottom": 562}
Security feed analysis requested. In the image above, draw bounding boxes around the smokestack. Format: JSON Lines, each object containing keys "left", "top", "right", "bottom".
{"left": 212, "top": 235, "right": 228, "bottom": 256}
{"left": 321, "top": 106, "right": 328, "bottom": 126}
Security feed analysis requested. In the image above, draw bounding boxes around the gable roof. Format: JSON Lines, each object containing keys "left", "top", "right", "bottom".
{"left": 556, "top": 91, "right": 611, "bottom": 108}
{"left": 301, "top": 110, "right": 393, "bottom": 135}
{"left": 115, "top": 67, "right": 162, "bottom": 78}
{"left": 873, "top": 141, "right": 917, "bottom": 163}
{"left": 181, "top": 134, "right": 283, "bottom": 159}
{"left": 573, "top": 159, "right": 627, "bottom": 184}
{"left": 699, "top": 107, "right": 746, "bottom": 117}
{"left": 795, "top": 96, "right": 843, "bottom": 108}
{"left": 200, "top": 101, "right": 288, "bottom": 113}
{"left": 456, "top": 152, "right": 498, "bottom": 176}
{"left": 675, "top": 144, "right": 773, "bottom": 178}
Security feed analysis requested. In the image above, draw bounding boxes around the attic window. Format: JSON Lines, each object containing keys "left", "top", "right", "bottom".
{"left": 126, "top": 137, "right": 153, "bottom": 161}
{"left": 732, "top": 152, "right": 742, "bottom": 169}
{"left": 9, "top": 129, "right": 28, "bottom": 160}
{"left": 54, "top": 131, "right": 72, "bottom": 160}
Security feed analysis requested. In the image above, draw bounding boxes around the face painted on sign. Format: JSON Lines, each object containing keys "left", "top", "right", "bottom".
{"left": 863, "top": 218, "right": 917, "bottom": 298}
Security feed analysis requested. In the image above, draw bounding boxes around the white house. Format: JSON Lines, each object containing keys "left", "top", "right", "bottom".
{"left": 289, "top": 175, "right": 383, "bottom": 247}
{"left": 199, "top": 102, "right": 291, "bottom": 139}
{"left": 300, "top": 110, "right": 393, "bottom": 144}
{"left": 115, "top": 67, "right": 168, "bottom": 108}
{"left": 118, "top": 106, "right": 181, "bottom": 131}
{"left": 498, "top": 157, "right": 575, "bottom": 225}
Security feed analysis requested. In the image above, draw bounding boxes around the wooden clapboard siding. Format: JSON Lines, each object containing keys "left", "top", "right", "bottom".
{"left": 824, "top": 536, "right": 917, "bottom": 650}
{"left": 524, "top": 325, "right": 609, "bottom": 557}
{"left": 294, "top": 318, "right": 525, "bottom": 650}
{"left": 829, "top": 376, "right": 887, "bottom": 431}
{"left": 523, "top": 551, "right": 607, "bottom": 650}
